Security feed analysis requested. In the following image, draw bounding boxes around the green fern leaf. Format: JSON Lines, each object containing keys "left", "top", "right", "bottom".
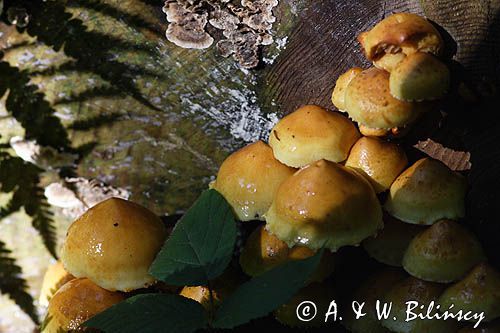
{"left": 0, "top": 240, "right": 38, "bottom": 324}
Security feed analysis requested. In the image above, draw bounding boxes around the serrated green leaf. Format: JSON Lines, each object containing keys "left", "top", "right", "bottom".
{"left": 0, "top": 240, "right": 38, "bottom": 325}
{"left": 213, "top": 250, "right": 323, "bottom": 329}
{"left": 149, "top": 189, "right": 236, "bottom": 286}
{"left": 84, "top": 293, "right": 208, "bottom": 333}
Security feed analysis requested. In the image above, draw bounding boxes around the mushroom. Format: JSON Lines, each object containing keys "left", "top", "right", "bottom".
{"left": 268, "top": 105, "right": 360, "bottom": 168}
{"left": 39, "top": 261, "right": 75, "bottom": 308}
{"left": 265, "top": 160, "right": 383, "bottom": 251}
{"left": 239, "top": 225, "right": 335, "bottom": 281}
{"left": 381, "top": 276, "right": 459, "bottom": 333}
{"left": 331, "top": 67, "right": 363, "bottom": 112}
{"left": 345, "top": 136, "right": 408, "bottom": 193}
{"left": 42, "top": 278, "right": 125, "bottom": 333}
{"left": 439, "top": 263, "right": 500, "bottom": 322}
{"left": 373, "top": 52, "right": 407, "bottom": 72}
{"left": 343, "top": 268, "right": 406, "bottom": 333}
{"left": 389, "top": 52, "right": 450, "bottom": 101}
{"left": 162, "top": 1, "right": 214, "bottom": 49}
{"left": 210, "top": 141, "right": 295, "bottom": 221}
{"left": 274, "top": 282, "right": 335, "bottom": 328}
{"left": 402, "top": 220, "right": 485, "bottom": 283}
{"left": 344, "top": 67, "right": 430, "bottom": 136}
{"left": 385, "top": 158, "right": 467, "bottom": 225}
{"left": 362, "top": 214, "right": 423, "bottom": 267}
{"left": 358, "top": 13, "right": 444, "bottom": 64}
{"left": 61, "top": 197, "right": 167, "bottom": 292}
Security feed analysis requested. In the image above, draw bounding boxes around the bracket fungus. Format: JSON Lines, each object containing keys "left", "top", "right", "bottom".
{"left": 162, "top": 0, "right": 278, "bottom": 68}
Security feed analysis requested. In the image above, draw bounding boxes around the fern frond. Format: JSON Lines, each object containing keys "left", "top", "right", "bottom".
{"left": 0, "top": 240, "right": 39, "bottom": 324}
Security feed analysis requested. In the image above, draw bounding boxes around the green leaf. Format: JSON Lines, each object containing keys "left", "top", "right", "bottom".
{"left": 149, "top": 189, "right": 236, "bottom": 286}
{"left": 213, "top": 251, "right": 323, "bottom": 329}
{"left": 84, "top": 293, "right": 208, "bottom": 333}
{"left": 0, "top": 240, "right": 38, "bottom": 325}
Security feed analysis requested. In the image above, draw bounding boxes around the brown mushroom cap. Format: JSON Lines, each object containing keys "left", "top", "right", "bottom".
{"left": 39, "top": 261, "right": 75, "bottom": 307}
{"left": 268, "top": 105, "right": 360, "bottom": 167}
{"left": 345, "top": 136, "right": 408, "bottom": 193}
{"left": 382, "top": 276, "right": 459, "bottom": 333}
{"left": 358, "top": 13, "right": 444, "bottom": 61}
{"left": 331, "top": 67, "right": 363, "bottom": 112}
{"left": 239, "top": 225, "right": 335, "bottom": 281}
{"left": 390, "top": 52, "right": 450, "bottom": 101}
{"left": 439, "top": 263, "right": 500, "bottom": 323}
{"left": 61, "top": 198, "right": 167, "bottom": 292}
{"left": 403, "top": 220, "right": 485, "bottom": 283}
{"left": 385, "top": 158, "right": 467, "bottom": 225}
{"left": 211, "top": 141, "right": 295, "bottom": 221}
{"left": 43, "top": 278, "right": 124, "bottom": 333}
{"left": 265, "top": 160, "right": 383, "bottom": 251}
{"left": 363, "top": 214, "right": 423, "bottom": 267}
{"left": 344, "top": 67, "right": 429, "bottom": 131}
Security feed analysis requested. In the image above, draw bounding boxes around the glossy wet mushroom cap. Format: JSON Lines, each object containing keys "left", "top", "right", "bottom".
{"left": 439, "top": 263, "right": 500, "bottom": 322}
{"left": 61, "top": 197, "right": 168, "bottom": 292}
{"left": 211, "top": 141, "right": 295, "bottom": 221}
{"left": 381, "top": 276, "right": 459, "bottom": 333}
{"left": 42, "top": 278, "right": 125, "bottom": 333}
{"left": 358, "top": 13, "right": 444, "bottom": 61}
{"left": 363, "top": 215, "right": 423, "bottom": 267}
{"left": 239, "top": 225, "right": 335, "bottom": 281}
{"left": 39, "top": 261, "right": 75, "bottom": 307}
{"left": 265, "top": 159, "right": 383, "bottom": 251}
{"left": 268, "top": 105, "right": 360, "bottom": 167}
{"left": 344, "top": 67, "right": 429, "bottom": 135}
{"left": 345, "top": 136, "right": 408, "bottom": 193}
{"left": 385, "top": 158, "right": 467, "bottom": 225}
{"left": 403, "top": 220, "right": 485, "bottom": 283}
{"left": 390, "top": 52, "right": 450, "bottom": 101}
{"left": 331, "top": 67, "right": 363, "bottom": 112}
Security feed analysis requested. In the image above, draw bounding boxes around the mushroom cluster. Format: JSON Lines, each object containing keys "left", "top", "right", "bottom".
{"left": 162, "top": 0, "right": 278, "bottom": 68}
{"left": 37, "top": 11, "right": 500, "bottom": 332}
{"left": 41, "top": 198, "right": 168, "bottom": 332}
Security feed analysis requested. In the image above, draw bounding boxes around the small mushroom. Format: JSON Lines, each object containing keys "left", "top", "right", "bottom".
{"left": 331, "top": 67, "right": 363, "bottom": 112}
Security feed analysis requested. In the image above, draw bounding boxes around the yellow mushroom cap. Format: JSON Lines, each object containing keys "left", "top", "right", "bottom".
{"left": 39, "top": 261, "right": 75, "bottom": 307}
{"left": 274, "top": 282, "right": 335, "bottom": 328}
{"left": 385, "top": 157, "right": 467, "bottom": 225}
{"left": 211, "top": 141, "right": 295, "bottom": 221}
{"left": 344, "top": 67, "right": 429, "bottom": 131}
{"left": 42, "top": 278, "right": 124, "bottom": 333}
{"left": 239, "top": 225, "right": 335, "bottom": 281}
{"left": 363, "top": 214, "right": 423, "bottom": 267}
{"left": 374, "top": 52, "right": 407, "bottom": 72}
{"left": 61, "top": 197, "right": 168, "bottom": 292}
{"left": 332, "top": 67, "right": 363, "bottom": 111}
{"left": 344, "top": 268, "right": 406, "bottom": 333}
{"left": 265, "top": 160, "right": 383, "bottom": 251}
{"left": 382, "top": 276, "right": 459, "bottom": 333}
{"left": 403, "top": 220, "right": 485, "bottom": 283}
{"left": 390, "top": 52, "right": 450, "bottom": 101}
{"left": 268, "top": 105, "right": 360, "bottom": 167}
{"left": 345, "top": 136, "right": 408, "bottom": 193}
{"left": 439, "top": 263, "right": 500, "bottom": 322}
{"left": 358, "top": 13, "right": 444, "bottom": 61}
